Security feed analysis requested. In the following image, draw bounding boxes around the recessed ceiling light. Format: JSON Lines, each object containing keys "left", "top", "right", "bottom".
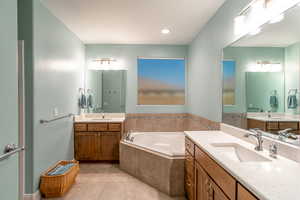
{"left": 161, "top": 28, "right": 170, "bottom": 34}
{"left": 269, "top": 14, "right": 284, "bottom": 24}
{"left": 249, "top": 27, "right": 261, "bottom": 36}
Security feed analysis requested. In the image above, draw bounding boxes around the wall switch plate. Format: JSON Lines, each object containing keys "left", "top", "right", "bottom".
{"left": 53, "top": 107, "right": 59, "bottom": 116}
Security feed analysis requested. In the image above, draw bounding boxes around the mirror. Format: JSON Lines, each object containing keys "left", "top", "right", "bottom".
{"left": 85, "top": 69, "right": 126, "bottom": 113}
{"left": 222, "top": 5, "right": 300, "bottom": 146}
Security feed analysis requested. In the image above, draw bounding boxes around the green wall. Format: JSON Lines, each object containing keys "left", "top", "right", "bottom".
{"left": 85, "top": 44, "right": 188, "bottom": 113}
{"left": 187, "top": 0, "right": 252, "bottom": 122}
{"left": 18, "top": 0, "right": 85, "bottom": 193}
{"left": 223, "top": 47, "right": 285, "bottom": 113}
{"left": 0, "top": 0, "right": 19, "bottom": 199}
{"left": 246, "top": 72, "right": 284, "bottom": 112}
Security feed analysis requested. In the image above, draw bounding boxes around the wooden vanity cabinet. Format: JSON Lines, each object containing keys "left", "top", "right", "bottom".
{"left": 194, "top": 162, "right": 210, "bottom": 200}
{"left": 195, "top": 162, "right": 229, "bottom": 200}
{"left": 75, "top": 132, "right": 101, "bottom": 160}
{"left": 185, "top": 137, "right": 260, "bottom": 200}
{"left": 74, "top": 122, "right": 123, "bottom": 161}
{"left": 185, "top": 138, "right": 195, "bottom": 200}
{"left": 101, "top": 132, "right": 120, "bottom": 160}
{"left": 237, "top": 184, "right": 258, "bottom": 200}
{"left": 247, "top": 119, "right": 300, "bottom": 134}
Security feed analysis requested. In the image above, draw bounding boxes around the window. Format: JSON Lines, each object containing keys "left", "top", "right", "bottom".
{"left": 223, "top": 60, "right": 236, "bottom": 105}
{"left": 138, "top": 58, "right": 185, "bottom": 105}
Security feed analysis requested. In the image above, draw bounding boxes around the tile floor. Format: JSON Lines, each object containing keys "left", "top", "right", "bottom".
{"left": 44, "top": 163, "right": 186, "bottom": 200}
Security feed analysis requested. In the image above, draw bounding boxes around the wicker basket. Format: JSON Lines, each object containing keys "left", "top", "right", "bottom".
{"left": 40, "top": 160, "right": 79, "bottom": 198}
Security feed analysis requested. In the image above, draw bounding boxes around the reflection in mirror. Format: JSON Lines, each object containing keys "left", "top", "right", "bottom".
{"left": 85, "top": 70, "right": 126, "bottom": 113}
{"left": 222, "top": 5, "right": 300, "bottom": 146}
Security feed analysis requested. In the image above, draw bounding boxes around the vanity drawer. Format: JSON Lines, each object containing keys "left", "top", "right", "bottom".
{"left": 74, "top": 123, "right": 87, "bottom": 132}
{"left": 267, "top": 122, "right": 278, "bottom": 130}
{"left": 87, "top": 123, "right": 108, "bottom": 131}
{"left": 237, "top": 183, "right": 258, "bottom": 200}
{"left": 279, "top": 122, "right": 298, "bottom": 130}
{"left": 108, "top": 123, "right": 121, "bottom": 131}
{"left": 185, "top": 137, "right": 195, "bottom": 156}
{"left": 195, "top": 146, "right": 236, "bottom": 200}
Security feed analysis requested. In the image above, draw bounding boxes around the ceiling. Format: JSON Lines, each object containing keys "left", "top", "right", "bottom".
{"left": 42, "top": 0, "right": 226, "bottom": 44}
{"left": 233, "top": 6, "right": 300, "bottom": 47}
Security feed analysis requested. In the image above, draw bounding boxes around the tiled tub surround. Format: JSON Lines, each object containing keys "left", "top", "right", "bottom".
{"left": 222, "top": 113, "right": 247, "bottom": 129}
{"left": 185, "top": 130, "right": 300, "bottom": 200}
{"left": 120, "top": 132, "right": 185, "bottom": 196}
{"left": 124, "top": 113, "right": 220, "bottom": 133}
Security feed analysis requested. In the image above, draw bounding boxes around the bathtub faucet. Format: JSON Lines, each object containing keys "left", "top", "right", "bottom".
{"left": 125, "top": 131, "right": 134, "bottom": 142}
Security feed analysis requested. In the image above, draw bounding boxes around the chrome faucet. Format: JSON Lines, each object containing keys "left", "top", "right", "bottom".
{"left": 244, "top": 128, "right": 264, "bottom": 151}
{"left": 278, "top": 128, "right": 297, "bottom": 140}
{"left": 269, "top": 143, "right": 278, "bottom": 159}
{"left": 267, "top": 110, "right": 272, "bottom": 118}
{"left": 125, "top": 131, "right": 134, "bottom": 142}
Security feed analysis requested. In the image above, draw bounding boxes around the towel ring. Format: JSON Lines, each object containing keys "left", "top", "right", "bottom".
{"left": 270, "top": 90, "right": 277, "bottom": 95}
{"left": 288, "top": 89, "right": 298, "bottom": 95}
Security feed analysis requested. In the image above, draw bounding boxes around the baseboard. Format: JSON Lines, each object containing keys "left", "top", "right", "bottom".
{"left": 23, "top": 190, "right": 41, "bottom": 200}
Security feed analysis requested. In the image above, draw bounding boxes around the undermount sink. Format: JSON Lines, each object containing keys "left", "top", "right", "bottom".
{"left": 269, "top": 117, "right": 282, "bottom": 119}
{"left": 211, "top": 143, "right": 271, "bottom": 162}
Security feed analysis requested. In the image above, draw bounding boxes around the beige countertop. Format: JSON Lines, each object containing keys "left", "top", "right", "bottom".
{"left": 74, "top": 118, "right": 125, "bottom": 123}
{"left": 185, "top": 131, "right": 300, "bottom": 200}
{"left": 74, "top": 113, "right": 125, "bottom": 123}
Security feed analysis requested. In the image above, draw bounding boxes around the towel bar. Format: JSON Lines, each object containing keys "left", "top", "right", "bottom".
{"left": 0, "top": 146, "right": 25, "bottom": 162}
{"left": 40, "top": 113, "right": 74, "bottom": 124}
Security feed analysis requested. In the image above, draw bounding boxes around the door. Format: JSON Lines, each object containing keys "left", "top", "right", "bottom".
{"left": 0, "top": 0, "right": 22, "bottom": 199}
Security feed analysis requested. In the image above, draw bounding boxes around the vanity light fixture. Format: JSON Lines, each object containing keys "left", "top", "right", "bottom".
{"left": 161, "top": 28, "right": 170, "bottom": 34}
{"left": 249, "top": 27, "right": 262, "bottom": 35}
{"left": 247, "top": 61, "right": 282, "bottom": 72}
{"left": 269, "top": 13, "right": 284, "bottom": 24}
{"left": 88, "top": 58, "right": 128, "bottom": 71}
{"left": 234, "top": 0, "right": 300, "bottom": 36}
{"left": 234, "top": 15, "right": 246, "bottom": 35}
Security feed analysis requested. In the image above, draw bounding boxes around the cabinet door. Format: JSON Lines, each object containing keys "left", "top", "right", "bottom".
{"left": 211, "top": 181, "right": 230, "bottom": 200}
{"left": 185, "top": 151, "right": 194, "bottom": 200}
{"left": 194, "top": 162, "right": 210, "bottom": 200}
{"left": 75, "top": 132, "right": 101, "bottom": 160}
{"left": 100, "top": 132, "right": 120, "bottom": 161}
{"left": 237, "top": 184, "right": 258, "bottom": 200}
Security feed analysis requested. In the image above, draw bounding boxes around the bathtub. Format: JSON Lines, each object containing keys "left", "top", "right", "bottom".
{"left": 120, "top": 132, "right": 185, "bottom": 197}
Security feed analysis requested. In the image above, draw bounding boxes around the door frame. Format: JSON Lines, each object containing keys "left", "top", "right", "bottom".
{"left": 18, "top": 40, "right": 25, "bottom": 200}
